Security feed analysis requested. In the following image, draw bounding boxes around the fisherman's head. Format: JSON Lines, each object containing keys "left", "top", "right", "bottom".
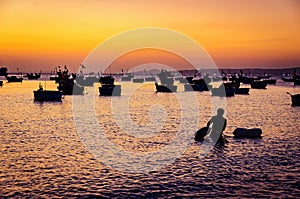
{"left": 217, "top": 108, "right": 225, "bottom": 116}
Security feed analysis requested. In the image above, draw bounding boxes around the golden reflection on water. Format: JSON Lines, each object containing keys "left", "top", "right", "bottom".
{"left": 0, "top": 80, "right": 300, "bottom": 197}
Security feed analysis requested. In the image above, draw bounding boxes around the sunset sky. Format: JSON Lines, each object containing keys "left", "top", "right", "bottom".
{"left": 0, "top": 0, "right": 300, "bottom": 73}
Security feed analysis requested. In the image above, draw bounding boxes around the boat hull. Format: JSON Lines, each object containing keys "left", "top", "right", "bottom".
{"left": 132, "top": 78, "right": 144, "bottom": 83}
{"left": 144, "top": 77, "right": 156, "bottom": 82}
{"left": 235, "top": 88, "right": 250, "bottom": 95}
{"left": 264, "top": 79, "right": 276, "bottom": 85}
{"left": 294, "top": 79, "right": 300, "bottom": 86}
{"left": 184, "top": 84, "right": 208, "bottom": 92}
{"left": 57, "top": 79, "right": 84, "bottom": 95}
{"left": 99, "top": 85, "right": 121, "bottom": 96}
{"left": 155, "top": 84, "right": 177, "bottom": 93}
{"left": 281, "top": 77, "right": 293, "bottom": 82}
{"left": 33, "top": 90, "right": 62, "bottom": 102}
{"left": 211, "top": 87, "right": 235, "bottom": 97}
{"left": 6, "top": 76, "right": 23, "bottom": 83}
{"left": 76, "top": 76, "right": 99, "bottom": 86}
{"left": 0, "top": 67, "right": 8, "bottom": 76}
{"left": 290, "top": 94, "right": 300, "bottom": 106}
{"left": 251, "top": 81, "right": 267, "bottom": 89}
{"left": 26, "top": 73, "right": 41, "bottom": 80}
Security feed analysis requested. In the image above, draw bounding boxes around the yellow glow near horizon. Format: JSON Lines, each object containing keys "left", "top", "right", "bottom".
{"left": 0, "top": 0, "right": 299, "bottom": 72}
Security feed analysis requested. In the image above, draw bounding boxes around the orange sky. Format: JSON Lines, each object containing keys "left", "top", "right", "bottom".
{"left": 108, "top": 48, "right": 194, "bottom": 72}
{"left": 0, "top": 0, "right": 300, "bottom": 72}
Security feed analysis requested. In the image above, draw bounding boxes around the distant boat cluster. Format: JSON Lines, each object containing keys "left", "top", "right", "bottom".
{"left": 0, "top": 65, "right": 299, "bottom": 106}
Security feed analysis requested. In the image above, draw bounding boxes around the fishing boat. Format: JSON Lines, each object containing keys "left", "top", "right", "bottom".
{"left": 155, "top": 70, "right": 177, "bottom": 93}
{"left": 287, "top": 92, "right": 300, "bottom": 106}
{"left": 0, "top": 67, "right": 8, "bottom": 76}
{"left": 211, "top": 86, "right": 235, "bottom": 97}
{"left": 294, "top": 75, "right": 300, "bottom": 86}
{"left": 250, "top": 80, "right": 267, "bottom": 89}
{"left": 76, "top": 75, "right": 99, "bottom": 86}
{"left": 34, "top": 90, "right": 62, "bottom": 102}
{"left": 211, "top": 81, "right": 238, "bottom": 97}
{"left": 6, "top": 75, "right": 23, "bottom": 83}
{"left": 184, "top": 78, "right": 209, "bottom": 92}
{"left": 25, "top": 73, "right": 41, "bottom": 80}
{"left": 263, "top": 79, "right": 276, "bottom": 85}
{"left": 33, "top": 84, "right": 62, "bottom": 102}
{"left": 57, "top": 78, "right": 84, "bottom": 95}
{"left": 132, "top": 78, "right": 144, "bottom": 83}
{"left": 157, "top": 70, "right": 175, "bottom": 85}
{"left": 50, "top": 75, "right": 59, "bottom": 81}
{"left": 281, "top": 76, "right": 294, "bottom": 82}
{"left": 99, "top": 76, "right": 121, "bottom": 96}
{"left": 235, "top": 87, "right": 250, "bottom": 95}
{"left": 155, "top": 82, "right": 177, "bottom": 93}
{"left": 144, "top": 76, "right": 156, "bottom": 82}
{"left": 56, "top": 65, "right": 84, "bottom": 95}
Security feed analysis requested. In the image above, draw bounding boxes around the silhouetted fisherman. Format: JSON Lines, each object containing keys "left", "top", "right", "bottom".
{"left": 207, "top": 108, "right": 227, "bottom": 143}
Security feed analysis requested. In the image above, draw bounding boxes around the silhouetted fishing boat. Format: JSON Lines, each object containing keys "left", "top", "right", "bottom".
{"left": 235, "top": 87, "right": 250, "bottom": 95}
{"left": 34, "top": 84, "right": 62, "bottom": 102}
{"left": 250, "top": 80, "right": 267, "bottom": 89}
{"left": 211, "top": 86, "right": 235, "bottom": 97}
{"left": 132, "top": 78, "right": 144, "bottom": 83}
{"left": 0, "top": 67, "right": 8, "bottom": 76}
{"left": 55, "top": 65, "right": 84, "bottom": 95}
{"left": 50, "top": 75, "right": 59, "bottom": 81}
{"left": 281, "top": 76, "right": 293, "bottom": 82}
{"left": 263, "top": 79, "right": 276, "bottom": 85}
{"left": 144, "top": 76, "right": 156, "bottom": 82}
{"left": 57, "top": 78, "right": 84, "bottom": 95}
{"left": 294, "top": 75, "right": 300, "bottom": 86}
{"left": 34, "top": 90, "right": 62, "bottom": 102}
{"left": 155, "top": 82, "right": 177, "bottom": 93}
{"left": 287, "top": 92, "right": 300, "bottom": 106}
{"left": 25, "top": 73, "right": 41, "bottom": 80}
{"left": 6, "top": 75, "right": 23, "bottom": 83}
{"left": 211, "top": 81, "right": 238, "bottom": 97}
{"left": 155, "top": 70, "right": 177, "bottom": 92}
{"left": 157, "top": 70, "right": 175, "bottom": 85}
{"left": 241, "top": 76, "right": 255, "bottom": 84}
{"left": 184, "top": 78, "right": 209, "bottom": 92}
{"left": 99, "top": 76, "right": 121, "bottom": 96}
{"left": 76, "top": 75, "right": 99, "bottom": 86}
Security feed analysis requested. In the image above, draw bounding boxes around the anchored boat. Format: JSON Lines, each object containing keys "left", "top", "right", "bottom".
{"left": 287, "top": 92, "right": 300, "bottom": 106}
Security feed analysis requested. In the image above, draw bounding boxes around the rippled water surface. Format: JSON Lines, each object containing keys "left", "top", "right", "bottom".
{"left": 0, "top": 80, "right": 300, "bottom": 198}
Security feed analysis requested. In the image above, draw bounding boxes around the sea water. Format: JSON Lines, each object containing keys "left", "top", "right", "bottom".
{"left": 0, "top": 80, "right": 299, "bottom": 198}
